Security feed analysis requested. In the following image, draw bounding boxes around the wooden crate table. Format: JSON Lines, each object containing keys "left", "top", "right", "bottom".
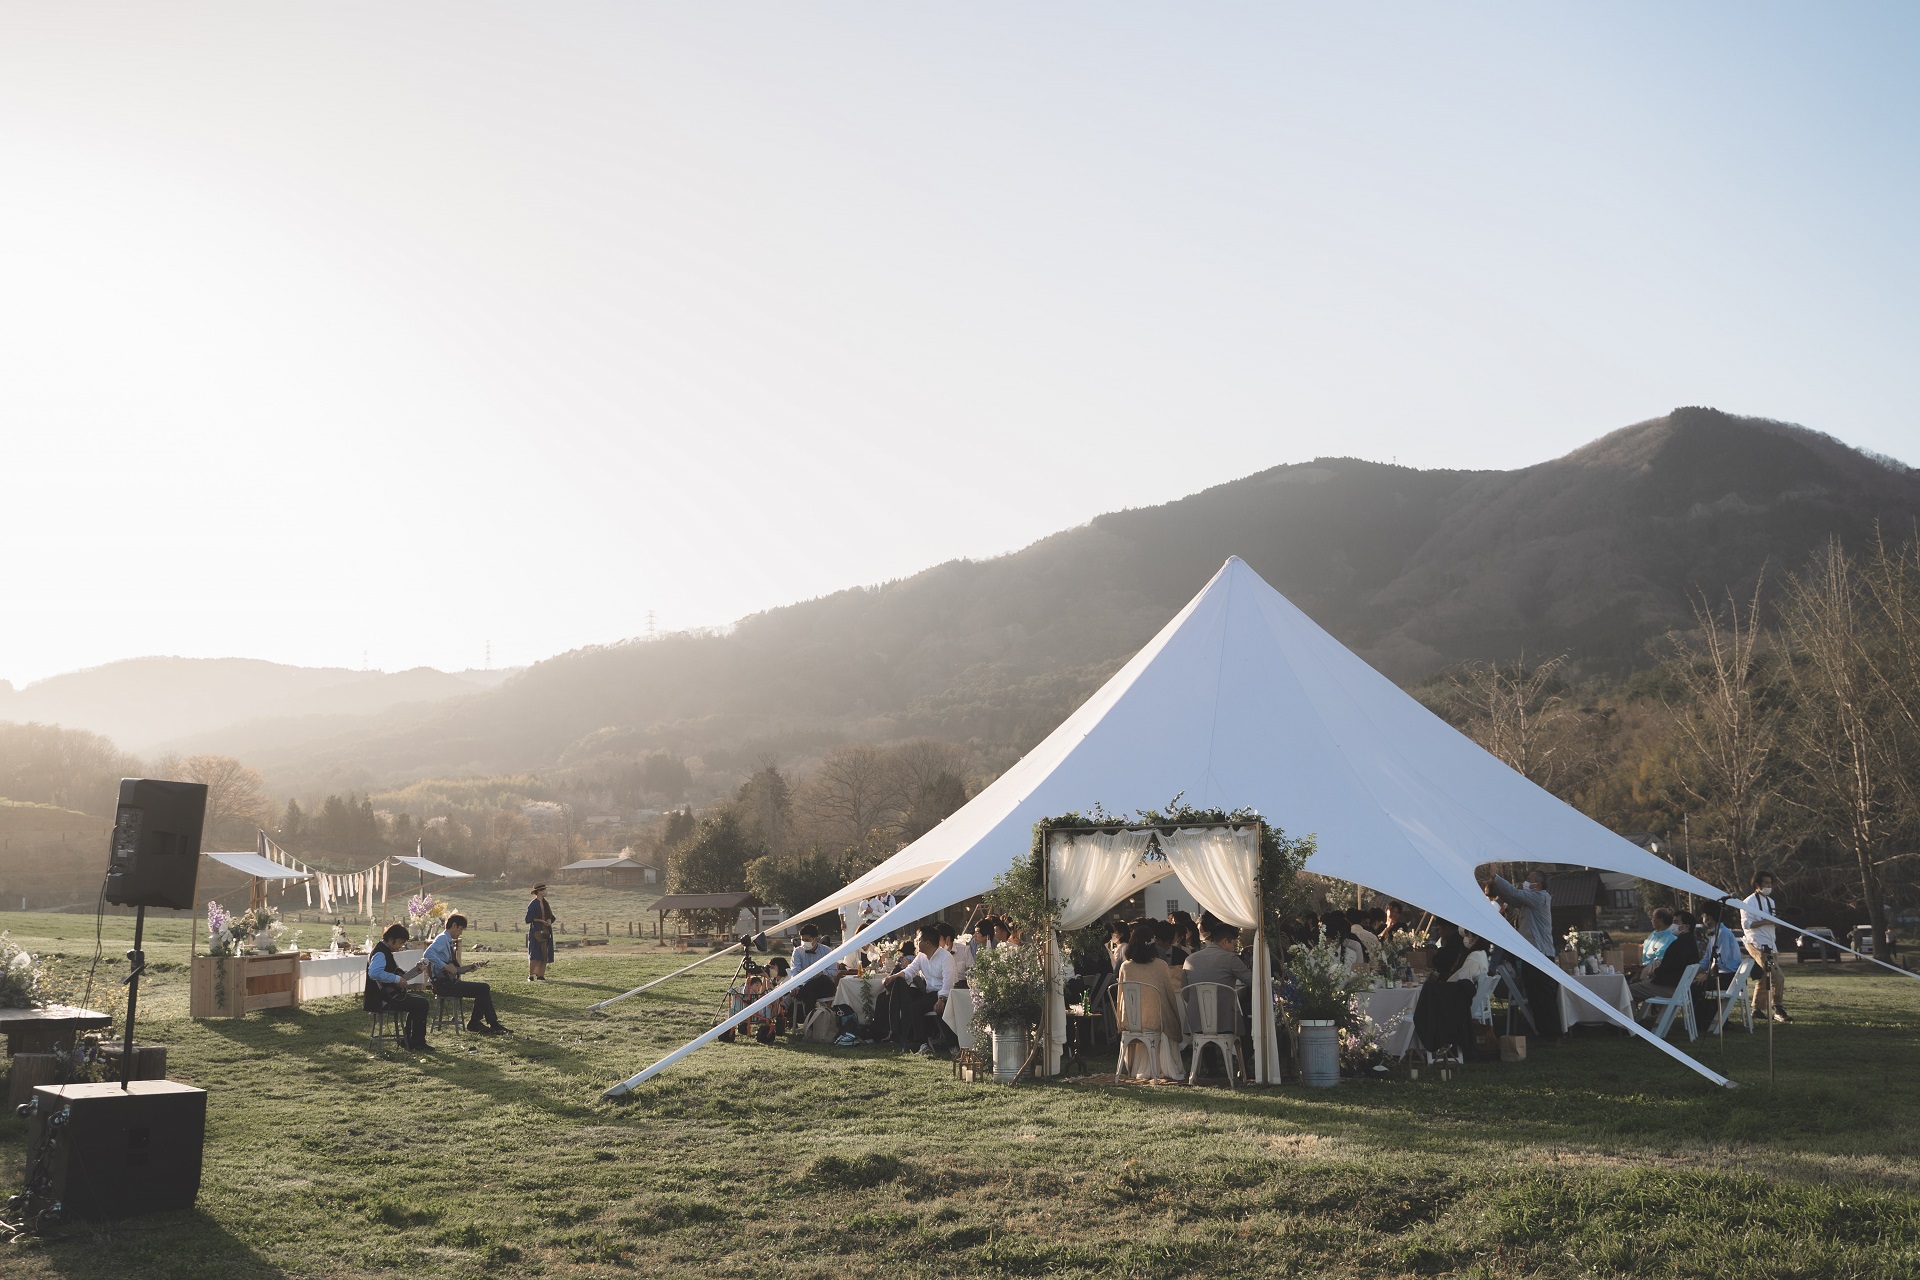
{"left": 0, "top": 1004, "right": 113, "bottom": 1057}
{"left": 191, "top": 952, "right": 303, "bottom": 1018}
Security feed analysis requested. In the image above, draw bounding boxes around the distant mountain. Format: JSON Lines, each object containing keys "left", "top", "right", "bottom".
{"left": 13, "top": 408, "right": 1919, "bottom": 802}
{"left": 0, "top": 657, "right": 516, "bottom": 754}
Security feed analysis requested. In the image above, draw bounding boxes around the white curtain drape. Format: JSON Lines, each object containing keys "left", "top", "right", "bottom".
{"left": 1050, "top": 830, "right": 1163, "bottom": 929}
{"left": 1160, "top": 827, "right": 1260, "bottom": 928}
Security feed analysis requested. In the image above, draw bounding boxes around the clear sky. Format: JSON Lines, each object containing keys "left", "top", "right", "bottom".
{"left": 4, "top": 5, "right": 1917, "bottom": 687}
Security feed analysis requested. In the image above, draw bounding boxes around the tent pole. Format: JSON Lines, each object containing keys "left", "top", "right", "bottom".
{"left": 587, "top": 944, "right": 742, "bottom": 1012}
{"left": 1040, "top": 828, "right": 1052, "bottom": 1078}
{"left": 603, "top": 888, "right": 942, "bottom": 1097}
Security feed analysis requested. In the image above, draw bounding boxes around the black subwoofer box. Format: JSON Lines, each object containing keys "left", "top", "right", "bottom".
{"left": 25, "top": 1080, "right": 207, "bottom": 1220}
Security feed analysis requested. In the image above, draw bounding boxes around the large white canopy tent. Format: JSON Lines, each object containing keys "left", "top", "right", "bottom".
{"left": 605, "top": 557, "right": 1875, "bottom": 1096}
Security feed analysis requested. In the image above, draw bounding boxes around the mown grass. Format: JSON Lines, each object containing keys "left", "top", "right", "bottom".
{"left": 2, "top": 910, "right": 1918, "bottom": 1278}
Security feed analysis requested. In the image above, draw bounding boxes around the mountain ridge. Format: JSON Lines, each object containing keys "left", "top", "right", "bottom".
{"left": 8, "top": 407, "right": 1919, "bottom": 800}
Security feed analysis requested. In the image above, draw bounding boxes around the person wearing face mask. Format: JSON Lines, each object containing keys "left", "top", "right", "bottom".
{"left": 1739, "top": 871, "right": 1792, "bottom": 1023}
{"left": 1486, "top": 864, "right": 1564, "bottom": 1040}
{"left": 1631, "top": 910, "right": 1700, "bottom": 1009}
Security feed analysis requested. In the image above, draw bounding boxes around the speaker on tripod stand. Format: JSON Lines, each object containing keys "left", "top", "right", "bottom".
{"left": 11, "top": 778, "right": 212, "bottom": 1230}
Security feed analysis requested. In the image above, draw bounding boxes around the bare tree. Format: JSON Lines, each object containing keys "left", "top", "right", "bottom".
{"left": 795, "top": 744, "right": 907, "bottom": 853}
{"left": 1444, "top": 653, "right": 1585, "bottom": 791}
{"left": 1778, "top": 542, "right": 1898, "bottom": 946}
{"left": 1661, "top": 582, "right": 1782, "bottom": 892}
{"left": 176, "top": 754, "right": 272, "bottom": 848}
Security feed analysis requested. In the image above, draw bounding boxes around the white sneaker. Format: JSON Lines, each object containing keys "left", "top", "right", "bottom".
{"left": 916, "top": 1043, "right": 935, "bottom": 1056}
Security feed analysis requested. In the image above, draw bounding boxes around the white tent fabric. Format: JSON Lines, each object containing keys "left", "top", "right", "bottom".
{"left": 392, "top": 855, "right": 474, "bottom": 881}
{"left": 204, "top": 851, "right": 313, "bottom": 881}
{"left": 607, "top": 557, "right": 1779, "bottom": 1096}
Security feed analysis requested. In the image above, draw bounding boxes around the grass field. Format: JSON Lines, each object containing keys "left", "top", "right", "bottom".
{"left": 3, "top": 908, "right": 1919, "bottom": 1279}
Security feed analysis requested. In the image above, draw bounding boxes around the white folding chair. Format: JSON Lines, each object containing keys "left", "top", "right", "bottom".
{"left": 1182, "top": 981, "right": 1246, "bottom": 1087}
{"left": 1707, "top": 958, "right": 1755, "bottom": 1034}
{"left": 1642, "top": 963, "right": 1701, "bottom": 1042}
{"left": 1469, "top": 974, "right": 1498, "bottom": 1027}
{"left": 1113, "top": 981, "right": 1167, "bottom": 1080}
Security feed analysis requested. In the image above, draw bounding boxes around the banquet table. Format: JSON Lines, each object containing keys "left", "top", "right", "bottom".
{"left": 831, "top": 974, "right": 884, "bottom": 1025}
{"left": 0, "top": 1004, "right": 112, "bottom": 1057}
{"left": 1557, "top": 972, "right": 1633, "bottom": 1028}
{"left": 298, "top": 949, "right": 425, "bottom": 1002}
{"left": 1356, "top": 985, "right": 1421, "bottom": 1058}
{"left": 942, "top": 986, "right": 978, "bottom": 1051}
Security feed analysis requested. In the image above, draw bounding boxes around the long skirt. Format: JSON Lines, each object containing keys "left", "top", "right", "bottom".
{"left": 528, "top": 923, "right": 555, "bottom": 964}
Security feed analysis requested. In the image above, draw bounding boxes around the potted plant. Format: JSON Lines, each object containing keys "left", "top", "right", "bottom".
{"left": 1283, "top": 939, "right": 1374, "bottom": 1087}
{"left": 968, "top": 943, "right": 1044, "bottom": 1083}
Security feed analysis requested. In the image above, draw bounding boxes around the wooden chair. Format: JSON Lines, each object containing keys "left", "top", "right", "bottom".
{"left": 1113, "top": 981, "right": 1167, "bottom": 1080}
{"left": 432, "top": 986, "right": 468, "bottom": 1034}
{"left": 1182, "top": 981, "right": 1246, "bottom": 1087}
{"left": 367, "top": 1004, "right": 409, "bottom": 1052}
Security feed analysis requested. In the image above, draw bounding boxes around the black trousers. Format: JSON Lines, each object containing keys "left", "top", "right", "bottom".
{"left": 796, "top": 974, "right": 836, "bottom": 1013}
{"left": 888, "top": 982, "right": 931, "bottom": 1048}
{"left": 379, "top": 994, "right": 430, "bottom": 1048}
{"left": 1519, "top": 962, "right": 1563, "bottom": 1038}
{"left": 437, "top": 978, "right": 500, "bottom": 1027}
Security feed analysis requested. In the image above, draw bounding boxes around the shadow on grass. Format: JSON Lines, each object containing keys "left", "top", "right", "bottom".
{"left": 18, "top": 1209, "right": 287, "bottom": 1280}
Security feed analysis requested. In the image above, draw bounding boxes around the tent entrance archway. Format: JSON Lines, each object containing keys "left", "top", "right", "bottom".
{"left": 1040, "top": 819, "right": 1282, "bottom": 1084}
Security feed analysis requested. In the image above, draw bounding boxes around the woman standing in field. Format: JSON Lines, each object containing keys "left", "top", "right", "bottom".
{"left": 526, "top": 883, "right": 557, "bottom": 980}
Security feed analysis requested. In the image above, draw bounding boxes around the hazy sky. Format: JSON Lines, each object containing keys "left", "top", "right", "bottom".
{"left": 4, "top": 5, "right": 1918, "bottom": 687}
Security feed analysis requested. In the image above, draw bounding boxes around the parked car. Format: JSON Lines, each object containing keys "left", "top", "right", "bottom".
{"left": 1797, "top": 927, "right": 1840, "bottom": 963}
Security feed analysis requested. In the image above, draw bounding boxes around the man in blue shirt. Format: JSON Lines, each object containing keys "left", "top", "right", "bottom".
{"left": 365, "top": 923, "right": 431, "bottom": 1051}
{"left": 1486, "top": 864, "right": 1564, "bottom": 1039}
{"left": 425, "top": 915, "right": 509, "bottom": 1035}
{"left": 1640, "top": 909, "right": 1677, "bottom": 969}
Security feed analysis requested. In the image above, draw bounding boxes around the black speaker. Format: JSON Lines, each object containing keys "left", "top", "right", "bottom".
{"left": 23, "top": 1081, "right": 207, "bottom": 1220}
{"left": 104, "top": 777, "right": 207, "bottom": 910}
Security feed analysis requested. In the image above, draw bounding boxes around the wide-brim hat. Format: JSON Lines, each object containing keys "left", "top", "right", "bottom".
{"left": 531, "top": 883, "right": 547, "bottom": 893}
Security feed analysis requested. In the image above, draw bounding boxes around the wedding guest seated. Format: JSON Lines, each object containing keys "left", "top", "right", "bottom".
{"left": 1414, "top": 932, "right": 1490, "bottom": 1062}
{"left": 789, "top": 923, "right": 838, "bottom": 1013}
{"left": 938, "top": 922, "right": 972, "bottom": 988}
{"left": 1427, "top": 920, "right": 1465, "bottom": 980}
{"left": 1382, "top": 901, "right": 1417, "bottom": 938}
{"left": 365, "top": 924, "right": 430, "bottom": 1051}
{"left": 1638, "top": 908, "right": 1677, "bottom": 975}
{"left": 1351, "top": 911, "right": 1383, "bottom": 960}
{"left": 1183, "top": 915, "right": 1252, "bottom": 1049}
{"left": 1321, "top": 911, "right": 1370, "bottom": 969}
{"left": 424, "top": 915, "right": 510, "bottom": 1036}
{"left": 1692, "top": 901, "right": 1743, "bottom": 1023}
{"left": 884, "top": 925, "right": 953, "bottom": 1055}
{"left": 1632, "top": 910, "right": 1699, "bottom": 1010}
{"left": 1116, "top": 926, "right": 1185, "bottom": 1080}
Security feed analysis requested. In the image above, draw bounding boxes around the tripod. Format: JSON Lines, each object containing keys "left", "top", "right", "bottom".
{"left": 715, "top": 936, "right": 788, "bottom": 1044}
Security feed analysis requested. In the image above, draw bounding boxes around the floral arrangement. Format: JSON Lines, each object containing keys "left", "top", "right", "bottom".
{"left": 1, "top": 932, "right": 42, "bottom": 1009}
{"left": 330, "top": 924, "right": 351, "bottom": 953}
{"left": 407, "top": 894, "right": 449, "bottom": 939}
{"left": 968, "top": 941, "right": 1045, "bottom": 1038}
{"left": 1338, "top": 1015, "right": 1395, "bottom": 1075}
{"left": 206, "top": 902, "right": 287, "bottom": 955}
{"left": 1282, "top": 939, "right": 1376, "bottom": 1028}
{"left": 206, "top": 901, "right": 236, "bottom": 956}
{"left": 1563, "top": 927, "right": 1606, "bottom": 973}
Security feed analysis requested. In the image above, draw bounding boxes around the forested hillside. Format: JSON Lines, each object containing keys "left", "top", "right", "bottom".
{"left": 218, "top": 408, "right": 1920, "bottom": 797}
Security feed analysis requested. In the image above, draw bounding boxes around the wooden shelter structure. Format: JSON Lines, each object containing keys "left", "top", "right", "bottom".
{"left": 651, "top": 891, "right": 761, "bottom": 941}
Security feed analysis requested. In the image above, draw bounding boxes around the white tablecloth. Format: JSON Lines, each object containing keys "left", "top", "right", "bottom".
{"left": 942, "top": 986, "right": 978, "bottom": 1051}
{"left": 831, "top": 975, "right": 884, "bottom": 1023}
{"left": 1357, "top": 985, "right": 1421, "bottom": 1058}
{"left": 1558, "top": 972, "right": 1633, "bottom": 1027}
{"left": 299, "top": 949, "right": 425, "bottom": 1002}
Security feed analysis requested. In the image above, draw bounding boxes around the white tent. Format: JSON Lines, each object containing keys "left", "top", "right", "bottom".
{"left": 606, "top": 557, "right": 1780, "bottom": 1095}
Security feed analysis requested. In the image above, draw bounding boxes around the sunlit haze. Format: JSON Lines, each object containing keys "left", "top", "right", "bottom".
{"left": 5, "top": 5, "right": 1918, "bottom": 686}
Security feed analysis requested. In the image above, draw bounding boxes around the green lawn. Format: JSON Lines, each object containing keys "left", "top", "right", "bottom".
{"left": 3, "top": 910, "right": 1918, "bottom": 1279}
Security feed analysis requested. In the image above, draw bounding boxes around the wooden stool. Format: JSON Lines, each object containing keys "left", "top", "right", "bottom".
{"left": 6, "top": 1052, "right": 61, "bottom": 1109}
{"left": 98, "top": 1043, "right": 169, "bottom": 1081}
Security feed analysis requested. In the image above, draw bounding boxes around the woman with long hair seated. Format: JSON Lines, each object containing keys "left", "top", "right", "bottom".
{"left": 1114, "top": 925, "right": 1185, "bottom": 1081}
{"left": 1414, "top": 931, "right": 1490, "bottom": 1062}
{"left": 1321, "top": 911, "right": 1370, "bottom": 970}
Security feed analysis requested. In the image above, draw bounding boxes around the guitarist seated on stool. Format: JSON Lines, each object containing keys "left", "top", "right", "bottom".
{"left": 364, "top": 923, "right": 431, "bottom": 1051}
{"left": 423, "top": 915, "right": 511, "bottom": 1036}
